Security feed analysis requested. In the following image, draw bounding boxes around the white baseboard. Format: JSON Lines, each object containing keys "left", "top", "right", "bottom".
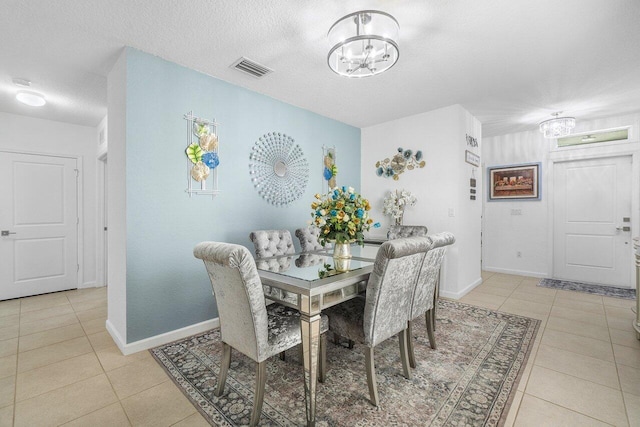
{"left": 440, "top": 277, "right": 483, "bottom": 300}
{"left": 106, "top": 318, "right": 220, "bottom": 356}
{"left": 79, "top": 281, "right": 98, "bottom": 289}
{"left": 482, "top": 266, "right": 547, "bottom": 278}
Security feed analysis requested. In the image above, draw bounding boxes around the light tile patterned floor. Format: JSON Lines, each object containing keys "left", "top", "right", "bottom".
{"left": 0, "top": 273, "right": 638, "bottom": 426}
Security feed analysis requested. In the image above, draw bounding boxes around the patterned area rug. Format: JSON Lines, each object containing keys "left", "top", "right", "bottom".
{"left": 538, "top": 278, "right": 636, "bottom": 300}
{"left": 151, "top": 300, "right": 539, "bottom": 426}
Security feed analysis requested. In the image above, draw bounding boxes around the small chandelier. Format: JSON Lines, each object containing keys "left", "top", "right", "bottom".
{"left": 539, "top": 112, "right": 576, "bottom": 138}
{"left": 327, "top": 10, "right": 399, "bottom": 78}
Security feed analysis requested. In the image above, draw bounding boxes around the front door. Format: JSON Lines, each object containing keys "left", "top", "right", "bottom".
{"left": 0, "top": 152, "right": 78, "bottom": 300}
{"left": 553, "top": 155, "right": 632, "bottom": 287}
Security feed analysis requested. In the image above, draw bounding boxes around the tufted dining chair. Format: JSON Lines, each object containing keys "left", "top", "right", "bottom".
{"left": 324, "top": 237, "right": 433, "bottom": 406}
{"left": 387, "top": 224, "right": 428, "bottom": 240}
{"left": 249, "top": 229, "right": 296, "bottom": 259}
{"left": 295, "top": 226, "right": 327, "bottom": 252}
{"left": 194, "top": 242, "right": 328, "bottom": 427}
{"left": 407, "top": 232, "right": 455, "bottom": 368}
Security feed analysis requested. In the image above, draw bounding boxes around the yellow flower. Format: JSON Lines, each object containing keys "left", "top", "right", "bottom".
{"left": 353, "top": 218, "right": 361, "bottom": 225}
{"left": 314, "top": 193, "right": 322, "bottom": 199}
{"left": 323, "top": 227, "right": 330, "bottom": 234}
{"left": 367, "top": 218, "right": 373, "bottom": 224}
{"left": 343, "top": 214, "right": 350, "bottom": 222}
{"left": 311, "top": 202, "right": 318, "bottom": 209}
{"left": 337, "top": 211, "right": 345, "bottom": 219}
{"left": 336, "top": 200, "right": 344, "bottom": 209}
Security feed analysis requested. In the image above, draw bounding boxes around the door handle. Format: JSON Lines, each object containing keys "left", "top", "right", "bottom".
{"left": 1, "top": 230, "right": 16, "bottom": 236}
{"left": 616, "top": 226, "right": 631, "bottom": 232}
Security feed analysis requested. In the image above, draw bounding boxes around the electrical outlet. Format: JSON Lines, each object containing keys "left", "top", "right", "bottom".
{"left": 516, "top": 251, "right": 522, "bottom": 258}
{"left": 511, "top": 209, "right": 522, "bottom": 216}
{"left": 448, "top": 208, "right": 455, "bottom": 217}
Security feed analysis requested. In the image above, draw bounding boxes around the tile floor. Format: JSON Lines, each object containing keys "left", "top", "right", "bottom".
{"left": 0, "top": 272, "right": 638, "bottom": 426}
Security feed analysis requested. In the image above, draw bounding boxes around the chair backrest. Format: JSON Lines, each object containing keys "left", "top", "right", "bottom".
{"left": 387, "top": 225, "right": 428, "bottom": 240}
{"left": 194, "top": 242, "right": 270, "bottom": 362}
{"left": 249, "top": 230, "right": 295, "bottom": 259}
{"left": 295, "top": 226, "right": 325, "bottom": 252}
{"left": 363, "top": 236, "right": 433, "bottom": 347}
{"left": 410, "top": 232, "right": 455, "bottom": 320}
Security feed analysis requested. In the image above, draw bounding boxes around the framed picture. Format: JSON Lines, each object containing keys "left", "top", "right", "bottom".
{"left": 488, "top": 163, "right": 541, "bottom": 201}
{"left": 465, "top": 150, "right": 480, "bottom": 167}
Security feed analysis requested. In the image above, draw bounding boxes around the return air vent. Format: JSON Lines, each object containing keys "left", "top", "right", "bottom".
{"left": 231, "top": 57, "right": 273, "bottom": 78}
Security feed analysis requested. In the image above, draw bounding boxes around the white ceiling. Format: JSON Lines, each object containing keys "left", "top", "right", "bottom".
{"left": 1, "top": 0, "right": 639, "bottom": 137}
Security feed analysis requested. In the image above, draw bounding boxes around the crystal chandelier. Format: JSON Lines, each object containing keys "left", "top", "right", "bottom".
{"left": 539, "top": 112, "right": 576, "bottom": 138}
{"left": 327, "top": 10, "right": 399, "bottom": 78}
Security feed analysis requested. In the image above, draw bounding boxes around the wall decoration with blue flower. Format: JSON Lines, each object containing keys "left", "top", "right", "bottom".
{"left": 184, "top": 111, "right": 220, "bottom": 198}
{"left": 375, "top": 147, "right": 425, "bottom": 180}
{"left": 322, "top": 145, "right": 338, "bottom": 192}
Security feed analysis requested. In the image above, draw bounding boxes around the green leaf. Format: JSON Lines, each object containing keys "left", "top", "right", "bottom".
{"left": 186, "top": 143, "right": 203, "bottom": 164}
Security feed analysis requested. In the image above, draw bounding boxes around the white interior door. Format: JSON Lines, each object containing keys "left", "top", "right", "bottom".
{"left": 553, "top": 155, "right": 632, "bottom": 287}
{"left": 0, "top": 152, "right": 78, "bottom": 300}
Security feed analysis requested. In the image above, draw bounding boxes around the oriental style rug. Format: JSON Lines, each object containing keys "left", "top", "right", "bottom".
{"left": 151, "top": 300, "right": 539, "bottom": 426}
{"left": 538, "top": 278, "right": 635, "bottom": 300}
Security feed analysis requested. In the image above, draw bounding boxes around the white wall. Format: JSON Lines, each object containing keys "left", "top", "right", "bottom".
{"left": 106, "top": 49, "right": 127, "bottom": 347}
{"left": 482, "top": 111, "right": 640, "bottom": 277}
{"left": 0, "top": 111, "right": 99, "bottom": 288}
{"left": 361, "top": 104, "right": 483, "bottom": 298}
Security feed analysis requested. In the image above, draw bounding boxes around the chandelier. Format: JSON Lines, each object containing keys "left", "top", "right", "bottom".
{"left": 327, "top": 10, "right": 399, "bottom": 78}
{"left": 539, "top": 112, "right": 576, "bottom": 138}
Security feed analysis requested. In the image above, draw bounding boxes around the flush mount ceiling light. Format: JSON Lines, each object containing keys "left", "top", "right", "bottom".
{"left": 16, "top": 90, "right": 46, "bottom": 107}
{"left": 539, "top": 112, "right": 575, "bottom": 138}
{"left": 327, "top": 10, "right": 399, "bottom": 78}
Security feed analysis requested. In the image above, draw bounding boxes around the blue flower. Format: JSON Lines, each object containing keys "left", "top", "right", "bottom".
{"left": 415, "top": 150, "right": 423, "bottom": 161}
{"left": 323, "top": 167, "right": 333, "bottom": 180}
{"left": 376, "top": 167, "right": 384, "bottom": 176}
{"left": 315, "top": 210, "right": 322, "bottom": 217}
{"left": 397, "top": 147, "right": 403, "bottom": 153}
{"left": 356, "top": 208, "right": 364, "bottom": 218}
{"left": 373, "top": 222, "right": 381, "bottom": 228}
{"left": 342, "top": 186, "right": 347, "bottom": 192}
{"left": 403, "top": 149, "right": 413, "bottom": 159}
{"left": 201, "top": 152, "right": 220, "bottom": 169}
{"left": 330, "top": 210, "right": 337, "bottom": 217}
{"left": 350, "top": 194, "right": 355, "bottom": 201}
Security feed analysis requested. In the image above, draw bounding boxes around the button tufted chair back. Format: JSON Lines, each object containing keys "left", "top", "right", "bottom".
{"left": 387, "top": 225, "right": 428, "bottom": 240}
{"left": 249, "top": 229, "right": 296, "bottom": 259}
{"left": 294, "top": 226, "right": 326, "bottom": 252}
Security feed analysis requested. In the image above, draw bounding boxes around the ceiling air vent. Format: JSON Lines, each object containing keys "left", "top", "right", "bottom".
{"left": 231, "top": 57, "right": 273, "bottom": 78}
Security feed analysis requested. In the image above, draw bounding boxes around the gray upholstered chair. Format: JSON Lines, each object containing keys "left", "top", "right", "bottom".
{"left": 324, "top": 237, "right": 433, "bottom": 406}
{"left": 407, "top": 232, "right": 455, "bottom": 368}
{"left": 295, "top": 226, "right": 326, "bottom": 252}
{"left": 194, "top": 242, "right": 328, "bottom": 427}
{"left": 387, "top": 224, "right": 428, "bottom": 240}
{"left": 249, "top": 229, "right": 296, "bottom": 259}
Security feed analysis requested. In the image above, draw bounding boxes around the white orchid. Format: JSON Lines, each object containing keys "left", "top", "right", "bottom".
{"left": 382, "top": 189, "right": 417, "bottom": 221}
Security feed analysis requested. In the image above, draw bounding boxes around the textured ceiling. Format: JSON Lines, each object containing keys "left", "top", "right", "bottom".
{"left": 0, "top": 0, "right": 639, "bottom": 137}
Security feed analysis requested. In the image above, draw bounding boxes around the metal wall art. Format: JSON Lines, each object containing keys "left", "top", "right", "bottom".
{"left": 249, "top": 132, "right": 309, "bottom": 206}
{"left": 375, "top": 147, "right": 425, "bottom": 180}
{"left": 184, "top": 111, "right": 220, "bottom": 198}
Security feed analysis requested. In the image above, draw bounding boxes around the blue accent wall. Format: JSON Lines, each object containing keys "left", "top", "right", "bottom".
{"left": 125, "top": 49, "right": 361, "bottom": 342}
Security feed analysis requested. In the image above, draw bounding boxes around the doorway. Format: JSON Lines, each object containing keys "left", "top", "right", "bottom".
{"left": 552, "top": 155, "right": 632, "bottom": 287}
{"left": 0, "top": 152, "right": 79, "bottom": 300}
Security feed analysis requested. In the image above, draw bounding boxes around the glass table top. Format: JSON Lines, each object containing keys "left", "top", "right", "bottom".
{"left": 256, "top": 253, "right": 374, "bottom": 282}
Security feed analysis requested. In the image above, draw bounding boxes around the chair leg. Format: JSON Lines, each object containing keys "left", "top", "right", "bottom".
{"left": 279, "top": 351, "right": 286, "bottom": 361}
{"left": 215, "top": 342, "right": 231, "bottom": 397}
{"left": 407, "top": 320, "right": 417, "bottom": 369}
{"left": 250, "top": 361, "right": 267, "bottom": 427}
{"left": 365, "top": 346, "right": 379, "bottom": 407}
{"left": 318, "top": 334, "right": 327, "bottom": 383}
{"left": 348, "top": 339, "right": 355, "bottom": 349}
{"left": 333, "top": 332, "right": 341, "bottom": 345}
{"left": 426, "top": 309, "right": 437, "bottom": 350}
{"left": 398, "top": 329, "right": 412, "bottom": 380}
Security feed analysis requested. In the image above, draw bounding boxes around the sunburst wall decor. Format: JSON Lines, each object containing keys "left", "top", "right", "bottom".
{"left": 249, "top": 132, "right": 309, "bottom": 206}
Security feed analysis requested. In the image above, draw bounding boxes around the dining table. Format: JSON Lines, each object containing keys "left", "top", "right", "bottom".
{"left": 255, "top": 243, "right": 382, "bottom": 426}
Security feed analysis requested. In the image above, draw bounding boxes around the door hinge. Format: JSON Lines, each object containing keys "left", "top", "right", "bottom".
{"left": 74, "top": 168, "right": 79, "bottom": 177}
{"left": 77, "top": 264, "right": 80, "bottom": 272}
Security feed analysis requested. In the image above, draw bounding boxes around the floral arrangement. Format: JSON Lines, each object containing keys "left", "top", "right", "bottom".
{"left": 376, "top": 147, "right": 425, "bottom": 180}
{"left": 185, "top": 119, "right": 219, "bottom": 182}
{"left": 311, "top": 186, "right": 379, "bottom": 246}
{"left": 383, "top": 189, "right": 417, "bottom": 225}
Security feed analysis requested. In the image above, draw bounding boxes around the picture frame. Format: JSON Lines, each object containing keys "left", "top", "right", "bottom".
{"left": 487, "top": 163, "right": 541, "bottom": 201}
{"left": 465, "top": 150, "right": 480, "bottom": 167}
